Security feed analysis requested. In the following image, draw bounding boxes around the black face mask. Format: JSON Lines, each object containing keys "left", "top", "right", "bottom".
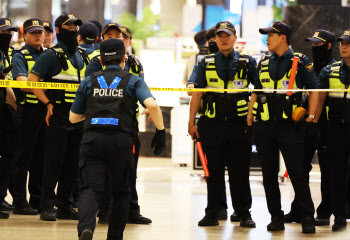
{"left": 312, "top": 44, "right": 332, "bottom": 74}
{"left": 0, "top": 33, "right": 12, "bottom": 60}
{"left": 57, "top": 28, "right": 78, "bottom": 53}
{"left": 208, "top": 41, "right": 219, "bottom": 54}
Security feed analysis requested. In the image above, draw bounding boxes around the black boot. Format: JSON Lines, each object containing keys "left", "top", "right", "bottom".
{"left": 217, "top": 209, "right": 227, "bottom": 220}
{"left": 240, "top": 215, "right": 256, "bottom": 228}
{"left": 301, "top": 216, "right": 316, "bottom": 233}
{"left": 98, "top": 211, "right": 109, "bottom": 224}
{"left": 332, "top": 217, "right": 347, "bottom": 232}
{"left": 198, "top": 215, "right": 219, "bottom": 226}
{"left": 127, "top": 214, "right": 152, "bottom": 224}
{"left": 315, "top": 217, "right": 330, "bottom": 226}
{"left": 56, "top": 206, "right": 78, "bottom": 220}
{"left": 230, "top": 211, "right": 241, "bottom": 222}
{"left": 284, "top": 211, "right": 301, "bottom": 223}
{"left": 40, "top": 208, "right": 56, "bottom": 221}
{"left": 0, "top": 211, "right": 9, "bottom": 219}
{"left": 267, "top": 215, "right": 285, "bottom": 231}
{"left": 0, "top": 200, "right": 14, "bottom": 211}
{"left": 79, "top": 229, "right": 93, "bottom": 240}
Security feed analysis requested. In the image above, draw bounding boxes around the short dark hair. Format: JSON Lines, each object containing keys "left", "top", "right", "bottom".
{"left": 206, "top": 27, "right": 216, "bottom": 41}
{"left": 278, "top": 33, "right": 291, "bottom": 46}
{"left": 194, "top": 30, "right": 207, "bottom": 46}
{"left": 101, "top": 54, "right": 124, "bottom": 66}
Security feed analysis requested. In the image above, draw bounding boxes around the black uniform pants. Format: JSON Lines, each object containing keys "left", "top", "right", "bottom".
{"left": 254, "top": 121, "right": 315, "bottom": 217}
{"left": 0, "top": 106, "right": 15, "bottom": 201}
{"left": 197, "top": 118, "right": 252, "bottom": 218}
{"left": 327, "top": 123, "right": 350, "bottom": 219}
{"left": 289, "top": 123, "right": 332, "bottom": 218}
{"left": 98, "top": 134, "right": 141, "bottom": 217}
{"left": 12, "top": 103, "right": 46, "bottom": 208}
{"left": 40, "top": 105, "right": 83, "bottom": 211}
{"left": 78, "top": 130, "right": 133, "bottom": 240}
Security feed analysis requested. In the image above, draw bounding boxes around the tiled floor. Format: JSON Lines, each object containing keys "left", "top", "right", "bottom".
{"left": 1, "top": 158, "right": 349, "bottom": 240}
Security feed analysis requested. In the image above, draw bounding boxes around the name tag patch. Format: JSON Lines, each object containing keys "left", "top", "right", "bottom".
{"left": 209, "top": 78, "right": 218, "bottom": 82}
{"left": 261, "top": 79, "right": 270, "bottom": 83}
{"left": 282, "top": 80, "right": 289, "bottom": 88}
{"left": 234, "top": 80, "right": 244, "bottom": 88}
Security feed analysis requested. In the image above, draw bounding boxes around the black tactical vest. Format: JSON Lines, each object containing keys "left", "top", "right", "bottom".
{"left": 84, "top": 68, "right": 136, "bottom": 133}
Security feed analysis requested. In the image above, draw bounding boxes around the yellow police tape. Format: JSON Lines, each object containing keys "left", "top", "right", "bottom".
{"left": 1, "top": 80, "right": 350, "bottom": 92}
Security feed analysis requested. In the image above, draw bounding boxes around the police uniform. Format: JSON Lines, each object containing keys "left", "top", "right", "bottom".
{"left": 0, "top": 18, "right": 17, "bottom": 219}
{"left": 84, "top": 25, "right": 149, "bottom": 224}
{"left": 71, "top": 38, "right": 156, "bottom": 240}
{"left": 285, "top": 30, "right": 337, "bottom": 225}
{"left": 253, "top": 22, "right": 316, "bottom": 233}
{"left": 11, "top": 19, "right": 46, "bottom": 215}
{"left": 318, "top": 30, "right": 350, "bottom": 231}
{"left": 29, "top": 14, "right": 84, "bottom": 221}
{"left": 192, "top": 21, "right": 256, "bottom": 227}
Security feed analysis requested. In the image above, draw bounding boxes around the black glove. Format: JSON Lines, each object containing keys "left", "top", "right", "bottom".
{"left": 151, "top": 129, "right": 166, "bottom": 155}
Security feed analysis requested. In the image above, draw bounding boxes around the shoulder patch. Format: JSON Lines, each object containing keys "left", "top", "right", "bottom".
{"left": 305, "top": 63, "right": 313, "bottom": 72}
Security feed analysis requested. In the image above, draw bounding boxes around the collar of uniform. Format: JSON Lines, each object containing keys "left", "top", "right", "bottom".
{"left": 340, "top": 59, "right": 349, "bottom": 70}
{"left": 272, "top": 48, "right": 293, "bottom": 60}
{"left": 105, "top": 65, "right": 122, "bottom": 70}
{"left": 24, "top": 43, "right": 43, "bottom": 54}
{"left": 217, "top": 50, "right": 236, "bottom": 59}
{"left": 56, "top": 41, "right": 71, "bottom": 53}
{"left": 93, "top": 42, "right": 100, "bottom": 50}
{"left": 79, "top": 44, "right": 95, "bottom": 52}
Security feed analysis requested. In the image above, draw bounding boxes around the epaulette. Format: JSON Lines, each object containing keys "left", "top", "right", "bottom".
{"left": 204, "top": 55, "right": 215, "bottom": 63}
{"left": 77, "top": 46, "right": 89, "bottom": 66}
{"left": 239, "top": 54, "right": 250, "bottom": 63}
{"left": 49, "top": 46, "right": 68, "bottom": 71}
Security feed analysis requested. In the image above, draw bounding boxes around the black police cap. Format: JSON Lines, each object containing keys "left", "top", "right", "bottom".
{"left": 121, "top": 26, "right": 132, "bottom": 38}
{"left": 88, "top": 20, "right": 102, "bottom": 37}
{"left": 23, "top": 18, "right": 44, "bottom": 33}
{"left": 259, "top": 22, "right": 292, "bottom": 37}
{"left": 305, "top": 29, "right": 335, "bottom": 44}
{"left": 102, "top": 23, "right": 122, "bottom": 36}
{"left": 43, "top": 21, "right": 53, "bottom": 33}
{"left": 100, "top": 38, "right": 125, "bottom": 57}
{"left": 215, "top": 21, "right": 236, "bottom": 35}
{"left": 0, "top": 18, "right": 18, "bottom": 32}
{"left": 78, "top": 22, "right": 98, "bottom": 42}
{"left": 337, "top": 29, "right": 350, "bottom": 43}
{"left": 55, "top": 13, "right": 82, "bottom": 28}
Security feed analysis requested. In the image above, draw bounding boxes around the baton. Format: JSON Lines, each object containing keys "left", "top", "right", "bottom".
{"left": 194, "top": 135, "right": 209, "bottom": 178}
{"left": 287, "top": 56, "right": 299, "bottom": 97}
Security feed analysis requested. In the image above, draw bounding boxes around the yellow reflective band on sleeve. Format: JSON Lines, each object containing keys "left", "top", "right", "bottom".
{"left": 326, "top": 106, "right": 329, "bottom": 120}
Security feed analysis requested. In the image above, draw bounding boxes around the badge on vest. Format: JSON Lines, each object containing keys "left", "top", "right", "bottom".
{"left": 261, "top": 79, "right": 270, "bottom": 83}
{"left": 282, "top": 80, "right": 289, "bottom": 88}
{"left": 234, "top": 80, "right": 244, "bottom": 89}
{"left": 209, "top": 78, "right": 218, "bottom": 82}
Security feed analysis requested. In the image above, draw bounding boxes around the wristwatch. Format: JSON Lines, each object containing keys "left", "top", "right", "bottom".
{"left": 45, "top": 101, "right": 52, "bottom": 106}
{"left": 308, "top": 114, "right": 315, "bottom": 120}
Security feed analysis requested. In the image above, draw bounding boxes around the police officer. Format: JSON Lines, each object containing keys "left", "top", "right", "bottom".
{"left": 85, "top": 23, "right": 150, "bottom": 224}
{"left": 248, "top": 22, "right": 318, "bottom": 233}
{"left": 43, "top": 21, "right": 54, "bottom": 48}
{"left": 318, "top": 29, "right": 350, "bottom": 231}
{"left": 70, "top": 38, "right": 165, "bottom": 240}
{"left": 188, "top": 21, "right": 256, "bottom": 228}
{"left": 186, "top": 27, "right": 228, "bottom": 220}
{"left": 85, "top": 23, "right": 144, "bottom": 78}
{"left": 11, "top": 18, "right": 46, "bottom": 215}
{"left": 28, "top": 13, "right": 85, "bottom": 221}
{"left": 88, "top": 20, "right": 102, "bottom": 50}
{"left": 284, "top": 30, "right": 336, "bottom": 226}
{"left": 0, "top": 18, "right": 17, "bottom": 219}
